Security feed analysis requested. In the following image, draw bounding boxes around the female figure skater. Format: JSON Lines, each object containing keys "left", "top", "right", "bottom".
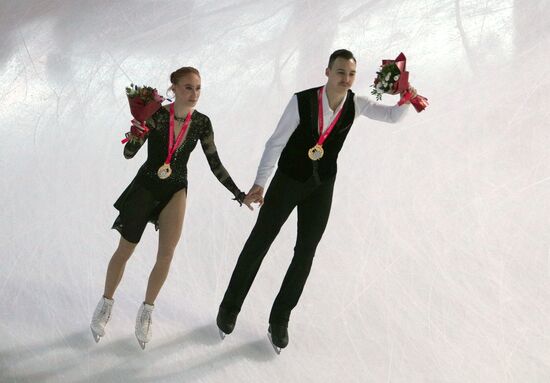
{"left": 91, "top": 67, "right": 251, "bottom": 349}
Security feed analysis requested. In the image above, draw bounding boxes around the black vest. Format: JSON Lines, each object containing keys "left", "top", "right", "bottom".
{"left": 277, "top": 86, "right": 356, "bottom": 182}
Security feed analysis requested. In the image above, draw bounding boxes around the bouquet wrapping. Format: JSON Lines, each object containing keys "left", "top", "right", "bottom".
{"left": 121, "top": 84, "right": 166, "bottom": 144}
{"left": 371, "top": 52, "right": 428, "bottom": 112}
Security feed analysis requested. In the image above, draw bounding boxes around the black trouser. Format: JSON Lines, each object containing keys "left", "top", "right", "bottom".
{"left": 220, "top": 169, "right": 335, "bottom": 325}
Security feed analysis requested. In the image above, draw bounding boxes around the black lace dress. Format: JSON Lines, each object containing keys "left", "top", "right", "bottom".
{"left": 112, "top": 106, "right": 244, "bottom": 243}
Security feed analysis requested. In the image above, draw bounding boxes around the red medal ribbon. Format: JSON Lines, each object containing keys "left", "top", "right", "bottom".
{"left": 165, "top": 103, "right": 192, "bottom": 164}
{"left": 316, "top": 86, "right": 344, "bottom": 146}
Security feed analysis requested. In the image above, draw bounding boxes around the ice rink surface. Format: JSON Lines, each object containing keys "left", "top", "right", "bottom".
{"left": 1, "top": 0, "right": 550, "bottom": 382}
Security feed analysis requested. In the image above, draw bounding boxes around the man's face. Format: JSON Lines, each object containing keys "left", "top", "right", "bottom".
{"left": 325, "top": 57, "right": 357, "bottom": 91}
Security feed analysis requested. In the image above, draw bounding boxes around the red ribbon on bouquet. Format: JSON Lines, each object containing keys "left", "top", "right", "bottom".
{"left": 121, "top": 121, "right": 150, "bottom": 144}
{"left": 381, "top": 52, "right": 428, "bottom": 113}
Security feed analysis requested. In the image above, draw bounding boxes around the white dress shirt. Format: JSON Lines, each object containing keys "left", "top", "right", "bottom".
{"left": 254, "top": 86, "right": 410, "bottom": 188}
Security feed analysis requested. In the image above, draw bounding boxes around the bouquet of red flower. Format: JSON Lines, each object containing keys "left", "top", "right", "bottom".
{"left": 371, "top": 52, "right": 428, "bottom": 112}
{"left": 121, "top": 84, "right": 166, "bottom": 144}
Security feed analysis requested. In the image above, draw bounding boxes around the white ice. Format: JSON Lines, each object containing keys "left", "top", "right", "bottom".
{"left": 1, "top": 0, "right": 550, "bottom": 382}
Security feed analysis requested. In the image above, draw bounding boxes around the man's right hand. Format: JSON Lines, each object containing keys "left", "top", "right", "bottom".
{"left": 244, "top": 184, "right": 264, "bottom": 209}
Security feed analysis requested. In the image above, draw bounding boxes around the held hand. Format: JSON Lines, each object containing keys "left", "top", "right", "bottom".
{"left": 243, "top": 194, "right": 256, "bottom": 211}
{"left": 245, "top": 184, "right": 264, "bottom": 210}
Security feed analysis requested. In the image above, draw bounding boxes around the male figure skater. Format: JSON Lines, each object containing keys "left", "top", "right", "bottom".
{"left": 218, "top": 49, "right": 417, "bottom": 353}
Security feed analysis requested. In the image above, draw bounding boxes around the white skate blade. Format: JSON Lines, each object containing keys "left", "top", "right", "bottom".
{"left": 138, "top": 339, "right": 146, "bottom": 350}
{"left": 267, "top": 333, "right": 281, "bottom": 355}
{"left": 90, "top": 328, "right": 101, "bottom": 343}
{"left": 218, "top": 329, "right": 226, "bottom": 340}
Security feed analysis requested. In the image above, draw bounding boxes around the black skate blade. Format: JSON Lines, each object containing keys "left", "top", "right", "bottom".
{"left": 218, "top": 329, "right": 226, "bottom": 340}
{"left": 267, "top": 333, "right": 281, "bottom": 355}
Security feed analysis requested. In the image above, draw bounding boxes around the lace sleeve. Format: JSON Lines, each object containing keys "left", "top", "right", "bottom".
{"left": 200, "top": 118, "right": 243, "bottom": 201}
{"left": 123, "top": 135, "right": 147, "bottom": 159}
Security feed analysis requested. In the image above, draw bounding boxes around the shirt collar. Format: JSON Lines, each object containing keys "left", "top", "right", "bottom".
{"left": 322, "top": 85, "right": 347, "bottom": 115}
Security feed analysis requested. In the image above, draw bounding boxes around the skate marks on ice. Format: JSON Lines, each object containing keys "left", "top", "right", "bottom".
{"left": 0, "top": 329, "right": 144, "bottom": 383}
{"left": 0, "top": 330, "right": 92, "bottom": 383}
{"left": 0, "top": 324, "right": 276, "bottom": 382}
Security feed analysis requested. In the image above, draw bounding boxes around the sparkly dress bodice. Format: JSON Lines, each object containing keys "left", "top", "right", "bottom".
{"left": 123, "top": 106, "right": 241, "bottom": 199}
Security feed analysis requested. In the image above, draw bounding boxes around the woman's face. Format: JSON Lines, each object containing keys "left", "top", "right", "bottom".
{"left": 173, "top": 73, "right": 201, "bottom": 107}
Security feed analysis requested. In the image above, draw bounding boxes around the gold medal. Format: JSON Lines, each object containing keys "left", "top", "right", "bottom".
{"left": 156, "top": 104, "right": 192, "bottom": 180}
{"left": 308, "top": 144, "right": 324, "bottom": 161}
{"left": 157, "top": 163, "right": 172, "bottom": 179}
{"left": 309, "top": 87, "right": 344, "bottom": 162}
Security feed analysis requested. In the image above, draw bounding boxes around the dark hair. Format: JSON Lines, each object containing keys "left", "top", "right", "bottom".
{"left": 170, "top": 66, "right": 200, "bottom": 85}
{"left": 328, "top": 49, "right": 356, "bottom": 68}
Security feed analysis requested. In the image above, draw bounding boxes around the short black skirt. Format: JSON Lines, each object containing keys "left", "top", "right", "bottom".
{"left": 111, "top": 177, "right": 185, "bottom": 243}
